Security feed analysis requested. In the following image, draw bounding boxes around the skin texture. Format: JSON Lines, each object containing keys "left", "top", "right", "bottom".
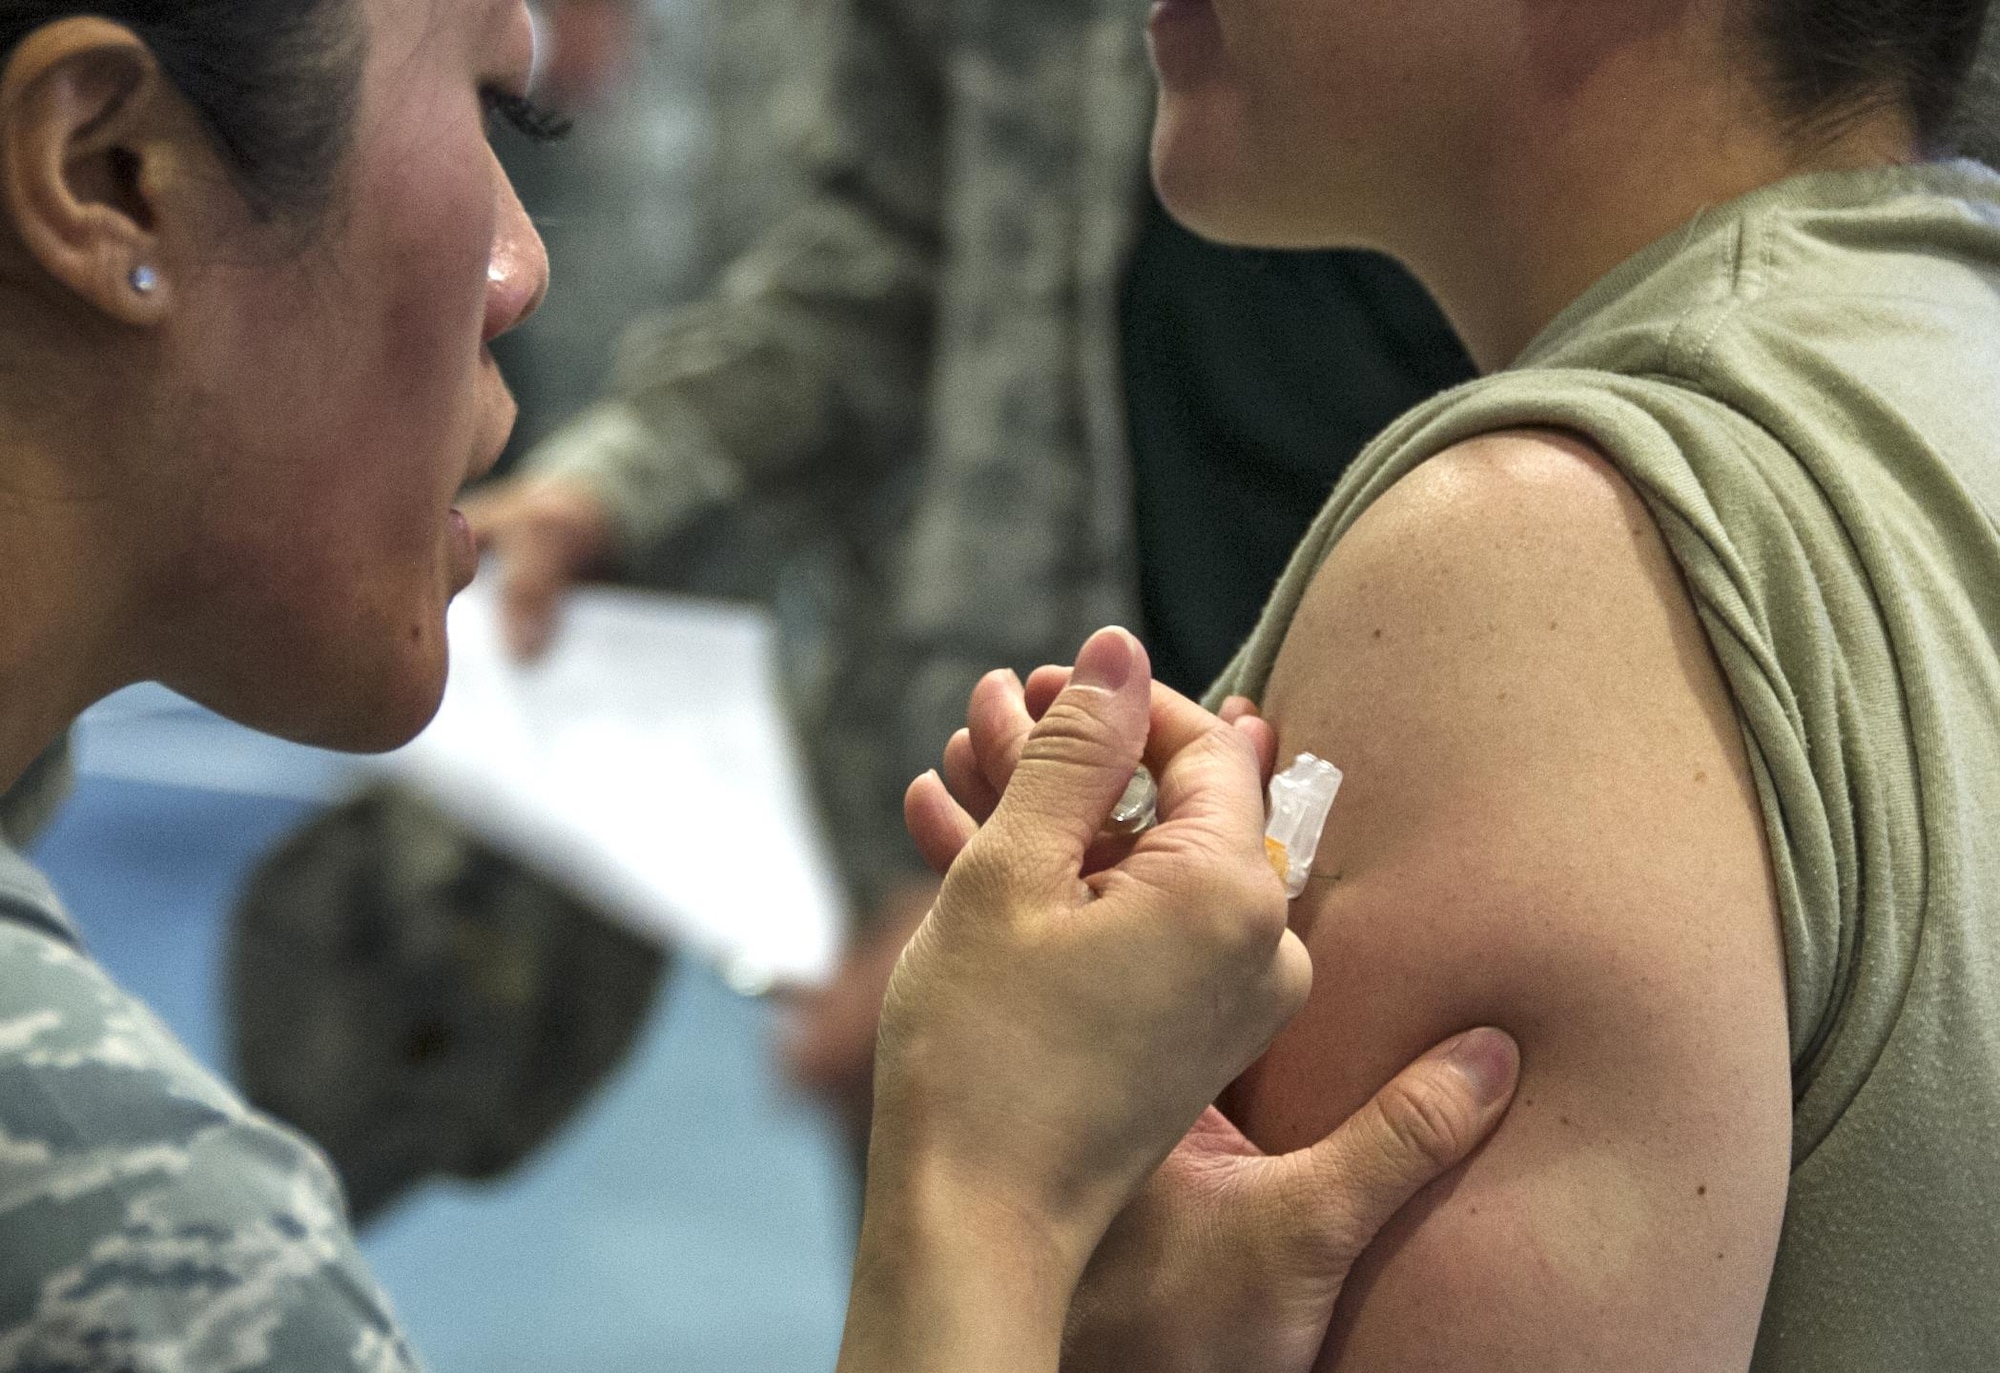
{"left": 1227, "top": 432, "right": 1793, "bottom": 1369}
{"left": 0, "top": 0, "right": 548, "bottom": 779}
{"left": 923, "top": 435, "right": 1796, "bottom": 1371}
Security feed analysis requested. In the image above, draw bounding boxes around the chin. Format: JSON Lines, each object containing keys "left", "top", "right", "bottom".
{"left": 1152, "top": 108, "right": 1297, "bottom": 248}
{"left": 185, "top": 619, "right": 452, "bottom": 756}
{"left": 1151, "top": 97, "right": 1367, "bottom": 251}
{"left": 308, "top": 637, "right": 452, "bottom": 755}
{"left": 314, "top": 676, "right": 448, "bottom": 754}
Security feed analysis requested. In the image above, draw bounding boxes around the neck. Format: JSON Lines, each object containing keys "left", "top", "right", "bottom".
{"left": 0, "top": 427, "right": 142, "bottom": 794}
{"left": 1382, "top": 37, "right": 1918, "bottom": 371}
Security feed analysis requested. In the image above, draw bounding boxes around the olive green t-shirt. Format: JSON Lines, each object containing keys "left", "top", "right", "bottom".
{"left": 1214, "top": 162, "right": 2000, "bottom": 1367}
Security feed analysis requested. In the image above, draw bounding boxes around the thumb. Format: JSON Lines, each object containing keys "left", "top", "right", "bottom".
{"left": 979, "top": 626, "right": 1152, "bottom": 879}
{"left": 1286, "top": 1028, "right": 1520, "bottom": 1263}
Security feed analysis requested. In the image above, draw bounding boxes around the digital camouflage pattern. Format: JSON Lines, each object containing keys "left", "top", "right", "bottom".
{"left": 527, "top": 0, "right": 1157, "bottom": 911}
{"left": 0, "top": 839, "right": 422, "bottom": 1373}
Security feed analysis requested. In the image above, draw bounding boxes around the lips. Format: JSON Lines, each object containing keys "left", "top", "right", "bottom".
{"left": 446, "top": 507, "right": 478, "bottom": 591}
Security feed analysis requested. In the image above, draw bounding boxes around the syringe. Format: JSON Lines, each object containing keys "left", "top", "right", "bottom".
{"left": 1101, "top": 752, "right": 1343, "bottom": 898}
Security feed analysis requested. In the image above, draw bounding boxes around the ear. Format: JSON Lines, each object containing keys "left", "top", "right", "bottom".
{"left": 0, "top": 18, "right": 212, "bottom": 325}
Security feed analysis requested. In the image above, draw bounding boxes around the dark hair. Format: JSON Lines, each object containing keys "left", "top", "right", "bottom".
{"left": 1755, "top": 0, "right": 1995, "bottom": 148}
{"left": 0, "top": 0, "right": 363, "bottom": 218}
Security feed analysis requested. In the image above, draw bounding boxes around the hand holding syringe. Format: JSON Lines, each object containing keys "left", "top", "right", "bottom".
{"left": 920, "top": 657, "right": 1339, "bottom": 893}
{"left": 882, "top": 630, "right": 1516, "bottom": 1373}
{"left": 1103, "top": 754, "right": 1342, "bottom": 897}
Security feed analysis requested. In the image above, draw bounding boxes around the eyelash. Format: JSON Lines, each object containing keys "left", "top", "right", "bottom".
{"left": 482, "top": 88, "right": 573, "bottom": 144}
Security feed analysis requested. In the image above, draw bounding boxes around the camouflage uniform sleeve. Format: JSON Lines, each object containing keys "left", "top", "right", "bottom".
{"left": 525, "top": 0, "right": 947, "bottom": 569}
{"left": 0, "top": 919, "right": 423, "bottom": 1373}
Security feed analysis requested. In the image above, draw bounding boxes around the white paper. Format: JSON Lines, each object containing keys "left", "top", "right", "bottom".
{"left": 370, "top": 575, "right": 846, "bottom": 990}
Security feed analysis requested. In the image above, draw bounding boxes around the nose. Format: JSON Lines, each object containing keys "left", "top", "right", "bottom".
{"left": 483, "top": 160, "right": 549, "bottom": 344}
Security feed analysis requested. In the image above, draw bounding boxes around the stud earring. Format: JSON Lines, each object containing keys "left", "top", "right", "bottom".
{"left": 129, "top": 265, "right": 159, "bottom": 295}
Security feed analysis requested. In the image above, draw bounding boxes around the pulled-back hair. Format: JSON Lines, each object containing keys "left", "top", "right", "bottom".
{"left": 1755, "top": 0, "right": 1995, "bottom": 149}
{"left": 0, "top": 0, "right": 363, "bottom": 217}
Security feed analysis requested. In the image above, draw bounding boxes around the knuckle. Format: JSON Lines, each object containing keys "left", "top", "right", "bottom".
{"left": 1187, "top": 712, "right": 1260, "bottom": 777}
{"left": 1141, "top": 838, "right": 1287, "bottom": 955}
{"left": 1237, "top": 870, "right": 1292, "bottom": 940}
{"left": 1372, "top": 1076, "right": 1476, "bottom": 1175}
{"left": 946, "top": 830, "right": 1009, "bottom": 892}
{"left": 1019, "top": 695, "right": 1127, "bottom": 772}
{"left": 1208, "top": 863, "right": 1290, "bottom": 950}
{"left": 1268, "top": 932, "right": 1313, "bottom": 1019}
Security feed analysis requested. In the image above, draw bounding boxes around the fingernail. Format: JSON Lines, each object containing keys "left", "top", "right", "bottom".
{"left": 1442, "top": 1028, "right": 1519, "bottom": 1107}
{"left": 1072, "top": 627, "right": 1135, "bottom": 693}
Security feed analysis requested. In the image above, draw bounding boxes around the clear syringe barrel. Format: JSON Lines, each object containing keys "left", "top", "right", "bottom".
{"left": 1264, "top": 753, "right": 1343, "bottom": 898}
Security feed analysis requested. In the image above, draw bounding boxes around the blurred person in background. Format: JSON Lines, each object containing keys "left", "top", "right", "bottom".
{"left": 484, "top": 0, "right": 706, "bottom": 469}
{"left": 465, "top": 0, "right": 1475, "bottom": 1147}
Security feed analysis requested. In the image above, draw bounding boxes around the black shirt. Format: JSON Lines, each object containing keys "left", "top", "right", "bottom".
{"left": 1120, "top": 190, "right": 1475, "bottom": 694}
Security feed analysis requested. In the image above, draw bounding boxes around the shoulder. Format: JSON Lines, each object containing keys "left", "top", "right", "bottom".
{"left": 1270, "top": 427, "right": 1721, "bottom": 794}
{"left": 0, "top": 919, "right": 420, "bottom": 1373}
{"left": 1315, "top": 426, "right": 1660, "bottom": 614}
{"left": 1235, "top": 429, "right": 1795, "bottom": 1369}
{"left": 1262, "top": 429, "right": 1777, "bottom": 1041}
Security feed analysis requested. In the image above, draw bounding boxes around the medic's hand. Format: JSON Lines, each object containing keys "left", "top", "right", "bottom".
{"left": 869, "top": 626, "right": 1307, "bottom": 1278}
{"left": 909, "top": 645, "right": 1520, "bottom": 1373}
{"left": 1060, "top": 1035, "right": 1517, "bottom": 1373}
{"left": 909, "top": 662, "right": 1277, "bottom": 877}
{"left": 459, "top": 476, "right": 614, "bottom": 659}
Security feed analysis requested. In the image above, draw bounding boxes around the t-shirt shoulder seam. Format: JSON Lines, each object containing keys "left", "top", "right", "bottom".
{"left": 1658, "top": 214, "right": 1763, "bottom": 381}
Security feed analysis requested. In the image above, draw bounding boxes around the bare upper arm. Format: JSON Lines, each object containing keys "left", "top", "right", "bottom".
{"left": 1226, "top": 430, "right": 1791, "bottom": 1371}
